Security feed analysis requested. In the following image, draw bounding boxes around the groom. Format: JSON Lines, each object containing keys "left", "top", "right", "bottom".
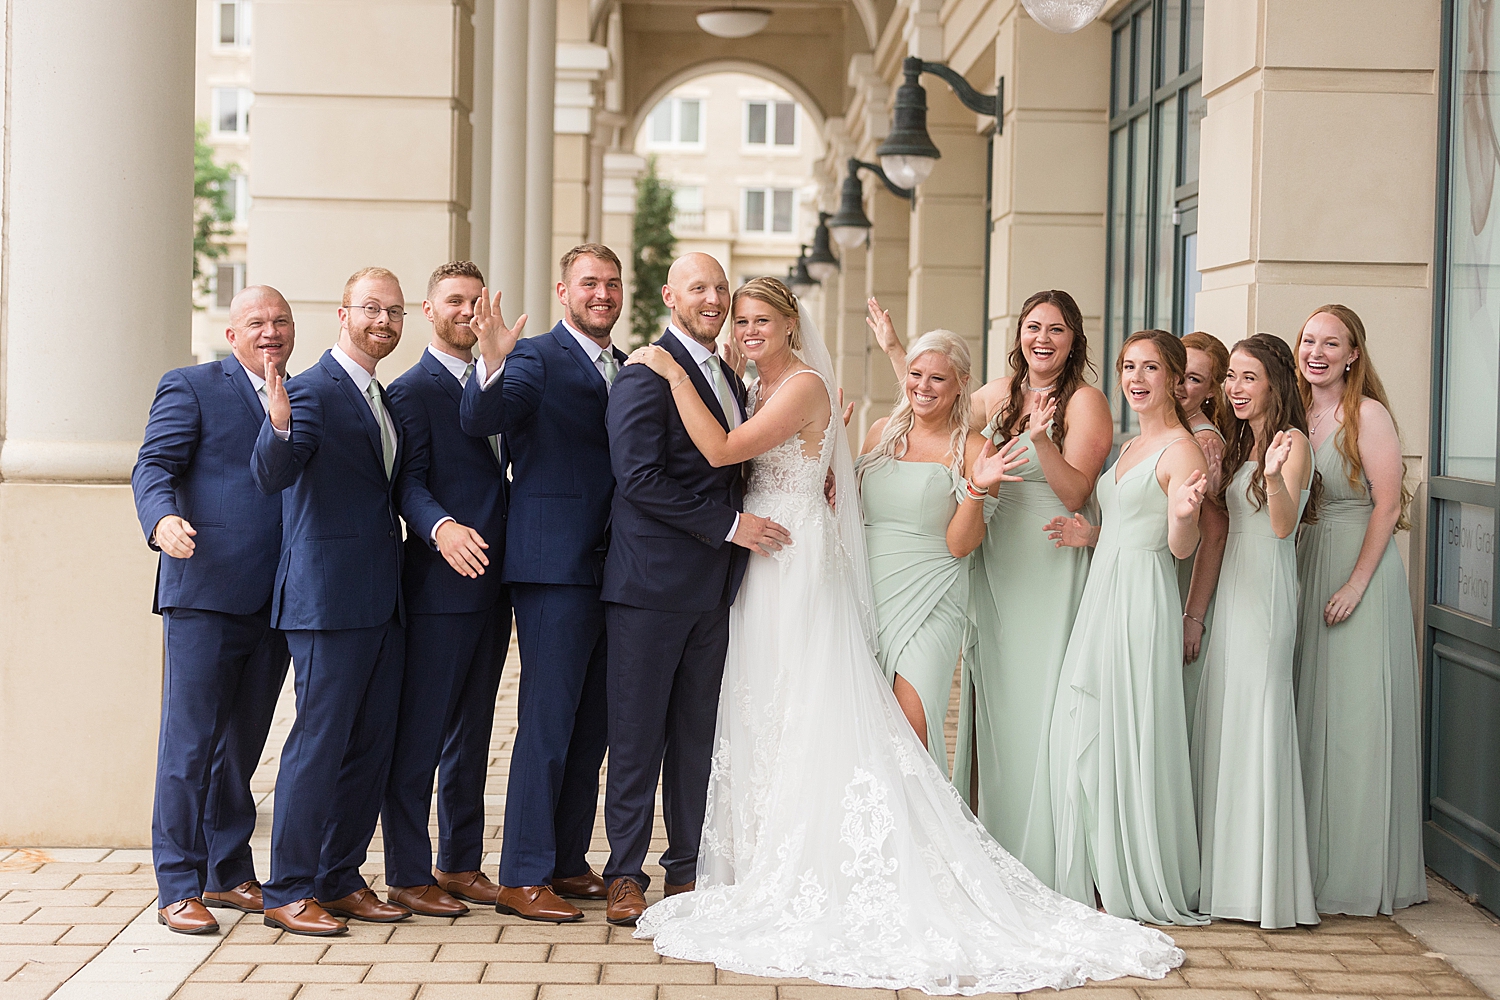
{"left": 601, "top": 253, "right": 790, "bottom": 925}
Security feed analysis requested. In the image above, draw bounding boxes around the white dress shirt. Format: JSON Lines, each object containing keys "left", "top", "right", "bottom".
{"left": 243, "top": 365, "right": 271, "bottom": 413}
{"left": 331, "top": 344, "right": 400, "bottom": 461}
{"left": 667, "top": 325, "right": 741, "bottom": 543}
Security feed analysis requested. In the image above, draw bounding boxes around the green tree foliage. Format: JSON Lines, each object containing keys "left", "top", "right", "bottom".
{"left": 631, "top": 157, "right": 676, "bottom": 347}
{"left": 194, "top": 121, "right": 236, "bottom": 304}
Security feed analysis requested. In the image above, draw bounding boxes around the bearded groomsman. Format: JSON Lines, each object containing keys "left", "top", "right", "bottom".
{"left": 133, "top": 286, "right": 296, "bottom": 934}
{"left": 461, "top": 244, "right": 626, "bottom": 922}
{"left": 253, "top": 266, "right": 412, "bottom": 935}
{"left": 378, "top": 262, "right": 511, "bottom": 915}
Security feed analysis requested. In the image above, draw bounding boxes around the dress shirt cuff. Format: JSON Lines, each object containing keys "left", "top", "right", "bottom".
{"left": 725, "top": 512, "right": 739, "bottom": 543}
{"left": 430, "top": 516, "right": 455, "bottom": 545}
{"left": 272, "top": 423, "right": 291, "bottom": 441}
{"left": 477, "top": 357, "right": 505, "bottom": 389}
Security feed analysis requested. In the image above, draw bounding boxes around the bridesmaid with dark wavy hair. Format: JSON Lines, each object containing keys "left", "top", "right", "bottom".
{"left": 1293, "top": 304, "right": 1425, "bottom": 916}
{"left": 868, "top": 289, "right": 1113, "bottom": 887}
{"left": 1191, "top": 333, "right": 1319, "bottom": 928}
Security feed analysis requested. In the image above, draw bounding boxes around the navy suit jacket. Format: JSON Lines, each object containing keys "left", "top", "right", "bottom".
{"left": 252, "top": 350, "right": 405, "bottom": 631}
{"left": 602, "top": 331, "right": 748, "bottom": 613}
{"left": 131, "top": 357, "right": 284, "bottom": 616}
{"left": 386, "top": 350, "right": 509, "bottom": 615}
{"left": 459, "top": 322, "right": 625, "bottom": 587}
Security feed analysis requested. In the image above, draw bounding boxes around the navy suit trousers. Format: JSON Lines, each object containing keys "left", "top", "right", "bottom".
{"left": 263, "top": 620, "right": 404, "bottom": 908}
{"left": 381, "top": 601, "right": 511, "bottom": 887}
{"left": 602, "top": 602, "right": 729, "bottom": 889}
{"left": 498, "top": 584, "right": 608, "bottom": 888}
{"left": 153, "top": 607, "right": 288, "bottom": 906}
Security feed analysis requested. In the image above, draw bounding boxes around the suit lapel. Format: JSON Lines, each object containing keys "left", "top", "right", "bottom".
{"left": 222, "top": 357, "right": 266, "bottom": 426}
{"left": 321, "top": 351, "right": 387, "bottom": 477}
{"left": 658, "top": 331, "right": 729, "bottom": 431}
{"left": 551, "top": 323, "right": 610, "bottom": 410}
{"left": 422, "top": 349, "right": 464, "bottom": 406}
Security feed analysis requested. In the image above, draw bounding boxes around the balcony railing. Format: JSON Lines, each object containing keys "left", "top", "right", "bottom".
{"left": 673, "top": 209, "right": 705, "bottom": 233}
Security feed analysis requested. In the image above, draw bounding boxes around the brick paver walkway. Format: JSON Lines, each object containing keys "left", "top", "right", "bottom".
{"left": 2, "top": 637, "right": 1496, "bottom": 1000}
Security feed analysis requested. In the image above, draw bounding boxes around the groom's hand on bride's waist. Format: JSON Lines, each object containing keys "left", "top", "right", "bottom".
{"left": 731, "top": 512, "right": 790, "bottom": 556}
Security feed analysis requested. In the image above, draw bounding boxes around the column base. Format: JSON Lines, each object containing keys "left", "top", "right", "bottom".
{"left": 0, "top": 483, "right": 160, "bottom": 846}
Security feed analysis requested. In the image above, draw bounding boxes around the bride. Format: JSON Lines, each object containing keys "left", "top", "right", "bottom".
{"left": 623, "top": 276, "right": 1183, "bottom": 996}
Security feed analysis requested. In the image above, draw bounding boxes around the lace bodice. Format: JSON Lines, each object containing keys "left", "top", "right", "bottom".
{"left": 742, "top": 371, "right": 836, "bottom": 539}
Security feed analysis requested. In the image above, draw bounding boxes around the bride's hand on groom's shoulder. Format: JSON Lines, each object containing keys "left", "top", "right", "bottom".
{"left": 626, "top": 344, "right": 684, "bottom": 383}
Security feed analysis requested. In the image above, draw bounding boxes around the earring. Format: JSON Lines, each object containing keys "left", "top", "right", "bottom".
{"left": 1345, "top": 362, "right": 1351, "bottom": 372}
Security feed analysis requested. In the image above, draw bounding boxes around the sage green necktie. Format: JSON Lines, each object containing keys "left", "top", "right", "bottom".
{"left": 463, "top": 363, "right": 503, "bottom": 461}
{"left": 708, "top": 356, "right": 740, "bottom": 428}
{"left": 365, "top": 380, "right": 397, "bottom": 477}
{"left": 598, "top": 348, "right": 619, "bottom": 386}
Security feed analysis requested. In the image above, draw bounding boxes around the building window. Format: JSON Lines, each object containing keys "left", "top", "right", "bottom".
{"left": 217, "top": 0, "right": 251, "bottom": 48}
{"left": 1104, "top": 0, "right": 1204, "bottom": 429}
{"left": 745, "top": 100, "right": 796, "bottom": 148}
{"left": 215, "top": 262, "right": 246, "bottom": 310}
{"left": 743, "top": 188, "right": 794, "bottom": 234}
{"left": 229, "top": 172, "right": 250, "bottom": 224}
{"left": 213, "top": 87, "right": 254, "bottom": 136}
{"left": 647, "top": 97, "right": 705, "bottom": 149}
{"left": 673, "top": 185, "right": 704, "bottom": 232}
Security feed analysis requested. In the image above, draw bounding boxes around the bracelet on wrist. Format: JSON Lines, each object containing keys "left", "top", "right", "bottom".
{"left": 1183, "top": 612, "right": 1206, "bottom": 628}
{"left": 964, "top": 479, "right": 989, "bottom": 501}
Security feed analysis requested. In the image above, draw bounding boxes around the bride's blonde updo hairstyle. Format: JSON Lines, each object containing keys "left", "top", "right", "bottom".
{"left": 856, "top": 330, "right": 972, "bottom": 485}
{"left": 732, "top": 276, "right": 802, "bottom": 351}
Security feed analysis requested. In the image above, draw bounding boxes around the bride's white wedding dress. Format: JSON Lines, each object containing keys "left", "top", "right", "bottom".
{"left": 634, "top": 367, "right": 1184, "bottom": 995}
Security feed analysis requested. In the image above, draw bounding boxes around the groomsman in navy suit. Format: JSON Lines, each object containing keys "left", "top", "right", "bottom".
{"left": 461, "top": 244, "right": 625, "bottom": 922}
{"left": 378, "top": 261, "right": 511, "bottom": 916}
{"left": 253, "top": 266, "right": 414, "bottom": 935}
{"left": 133, "top": 286, "right": 296, "bottom": 935}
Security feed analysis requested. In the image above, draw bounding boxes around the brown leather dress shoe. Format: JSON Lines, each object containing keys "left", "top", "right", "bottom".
{"left": 434, "top": 868, "right": 501, "bottom": 905}
{"left": 158, "top": 898, "right": 219, "bottom": 935}
{"left": 388, "top": 884, "right": 469, "bottom": 917}
{"left": 263, "top": 898, "right": 347, "bottom": 936}
{"left": 550, "top": 868, "right": 606, "bottom": 899}
{"left": 663, "top": 880, "right": 695, "bottom": 897}
{"left": 494, "top": 884, "right": 584, "bottom": 923}
{"left": 319, "top": 887, "right": 411, "bottom": 923}
{"left": 203, "top": 880, "right": 264, "bottom": 913}
{"left": 605, "top": 877, "right": 647, "bottom": 926}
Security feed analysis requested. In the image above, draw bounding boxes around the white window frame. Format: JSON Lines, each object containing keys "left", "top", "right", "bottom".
{"left": 211, "top": 87, "right": 254, "bottom": 138}
{"left": 741, "top": 187, "right": 796, "bottom": 235}
{"left": 229, "top": 172, "right": 250, "bottom": 225}
{"left": 743, "top": 100, "right": 798, "bottom": 151}
{"left": 646, "top": 97, "right": 707, "bottom": 150}
{"left": 215, "top": 0, "right": 252, "bottom": 50}
{"left": 214, "top": 262, "right": 246, "bottom": 310}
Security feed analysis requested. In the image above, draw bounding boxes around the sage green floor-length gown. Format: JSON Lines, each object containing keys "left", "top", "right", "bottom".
{"left": 1050, "top": 439, "right": 1207, "bottom": 926}
{"left": 1178, "top": 422, "right": 1225, "bottom": 744}
{"left": 861, "top": 458, "right": 972, "bottom": 773}
{"left": 954, "top": 427, "right": 1091, "bottom": 887}
{"left": 1192, "top": 460, "right": 1319, "bottom": 928}
{"left": 1293, "top": 431, "right": 1427, "bottom": 915}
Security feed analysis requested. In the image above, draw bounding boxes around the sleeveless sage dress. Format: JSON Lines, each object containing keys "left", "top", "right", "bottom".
{"left": 1178, "top": 422, "right": 1225, "bottom": 743}
{"left": 861, "top": 458, "right": 972, "bottom": 773}
{"left": 954, "top": 421, "right": 1092, "bottom": 887}
{"left": 1049, "top": 439, "right": 1206, "bottom": 926}
{"left": 1192, "top": 459, "right": 1319, "bottom": 928}
{"left": 1293, "top": 430, "right": 1427, "bottom": 915}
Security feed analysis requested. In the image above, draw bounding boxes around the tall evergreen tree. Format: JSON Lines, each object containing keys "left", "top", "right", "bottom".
{"left": 631, "top": 157, "right": 676, "bottom": 347}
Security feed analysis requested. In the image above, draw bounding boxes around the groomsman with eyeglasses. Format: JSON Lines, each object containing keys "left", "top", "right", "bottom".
{"left": 377, "top": 261, "right": 512, "bottom": 915}
{"left": 462, "top": 244, "right": 626, "bottom": 922}
{"left": 133, "top": 285, "right": 296, "bottom": 935}
{"left": 252, "top": 266, "right": 413, "bottom": 935}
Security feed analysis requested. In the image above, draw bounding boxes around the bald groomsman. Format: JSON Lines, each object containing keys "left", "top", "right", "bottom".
{"left": 379, "top": 261, "right": 511, "bottom": 915}
{"left": 133, "top": 286, "right": 296, "bottom": 934}
{"left": 253, "top": 266, "right": 413, "bottom": 935}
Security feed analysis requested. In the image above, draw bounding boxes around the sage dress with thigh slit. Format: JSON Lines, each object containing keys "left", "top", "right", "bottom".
{"left": 861, "top": 457, "right": 973, "bottom": 773}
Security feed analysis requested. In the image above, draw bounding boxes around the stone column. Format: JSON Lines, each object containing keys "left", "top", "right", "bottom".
{"left": 552, "top": 40, "right": 612, "bottom": 326}
{"left": 472, "top": 0, "right": 495, "bottom": 278}
{"left": 862, "top": 188, "right": 911, "bottom": 435}
{"left": 249, "top": 0, "right": 476, "bottom": 377}
{"left": 524, "top": 0, "right": 558, "bottom": 319}
{"left": 987, "top": 6, "right": 1110, "bottom": 378}
{"left": 490, "top": 0, "right": 529, "bottom": 300}
{"left": 1195, "top": 0, "right": 1440, "bottom": 572}
{"left": 0, "top": 0, "right": 196, "bottom": 844}
{"left": 602, "top": 151, "right": 646, "bottom": 346}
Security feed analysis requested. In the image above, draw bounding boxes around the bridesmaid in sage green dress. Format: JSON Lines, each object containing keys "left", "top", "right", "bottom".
{"left": 1192, "top": 334, "right": 1320, "bottom": 929}
{"left": 1045, "top": 330, "right": 1210, "bottom": 926}
{"left": 1176, "top": 332, "right": 1231, "bottom": 743}
{"left": 858, "top": 329, "right": 1026, "bottom": 772}
{"left": 867, "top": 291, "right": 1113, "bottom": 884}
{"left": 1293, "top": 305, "right": 1426, "bottom": 915}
